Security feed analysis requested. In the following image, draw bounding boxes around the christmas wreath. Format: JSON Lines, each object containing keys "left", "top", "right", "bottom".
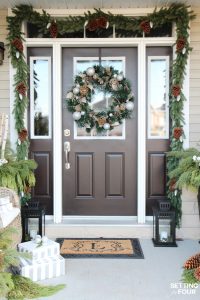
{"left": 65, "top": 65, "right": 134, "bottom": 133}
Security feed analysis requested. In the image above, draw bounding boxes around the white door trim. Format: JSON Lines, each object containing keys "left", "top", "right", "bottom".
{"left": 10, "top": 36, "right": 186, "bottom": 225}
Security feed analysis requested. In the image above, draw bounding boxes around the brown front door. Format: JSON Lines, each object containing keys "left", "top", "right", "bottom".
{"left": 62, "top": 48, "right": 137, "bottom": 216}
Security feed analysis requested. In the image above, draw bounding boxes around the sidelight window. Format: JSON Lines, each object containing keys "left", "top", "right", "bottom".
{"left": 148, "top": 56, "right": 169, "bottom": 139}
{"left": 30, "top": 57, "right": 52, "bottom": 139}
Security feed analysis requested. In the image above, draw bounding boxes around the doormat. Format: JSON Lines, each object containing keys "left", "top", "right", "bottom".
{"left": 56, "top": 238, "right": 144, "bottom": 259}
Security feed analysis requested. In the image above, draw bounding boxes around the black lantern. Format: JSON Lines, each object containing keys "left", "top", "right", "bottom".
{"left": 0, "top": 42, "right": 5, "bottom": 65}
{"left": 21, "top": 201, "right": 45, "bottom": 242}
{"left": 152, "top": 201, "right": 177, "bottom": 247}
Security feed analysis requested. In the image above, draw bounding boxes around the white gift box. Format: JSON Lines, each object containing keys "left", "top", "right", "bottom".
{"left": 20, "top": 255, "right": 65, "bottom": 281}
{"left": 18, "top": 239, "right": 60, "bottom": 261}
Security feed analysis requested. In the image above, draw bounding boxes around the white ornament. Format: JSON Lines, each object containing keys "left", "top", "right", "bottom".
{"left": 113, "top": 74, "right": 117, "bottom": 78}
{"left": 174, "top": 190, "right": 178, "bottom": 196}
{"left": 16, "top": 51, "right": 20, "bottom": 59}
{"left": 80, "top": 97, "right": 87, "bottom": 103}
{"left": 0, "top": 158, "right": 8, "bottom": 166}
{"left": 150, "top": 21, "right": 153, "bottom": 28}
{"left": 81, "top": 111, "right": 85, "bottom": 116}
{"left": 21, "top": 191, "right": 24, "bottom": 197}
{"left": 18, "top": 139, "right": 21, "bottom": 145}
{"left": 103, "top": 123, "right": 110, "bottom": 130}
{"left": 182, "top": 48, "right": 186, "bottom": 54}
{"left": 109, "top": 113, "right": 113, "bottom": 117}
{"left": 19, "top": 94, "right": 23, "bottom": 100}
{"left": 66, "top": 91, "right": 73, "bottom": 99}
{"left": 41, "top": 236, "right": 48, "bottom": 244}
{"left": 86, "top": 67, "right": 95, "bottom": 76}
{"left": 125, "top": 101, "right": 134, "bottom": 111}
{"left": 76, "top": 83, "right": 80, "bottom": 88}
{"left": 117, "top": 73, "right": 124, "bottom": 81}
{"left": 46, "top": 22, "right": 51, "bottom": 29}
{"left": 73, "top": 111, "right": 81, "bottom": 120}
{"left": 176, "top": 95, "right": 181, "bottom": 102}
{"left": 93, "top": 74, "right": 98, "bottom": 80}
{"left": 84, "top": 20, "right": 88, "bottom": 27}
{"left": 197, "top": 156, "right": 200, "bottom": 161}
{"left": 179, "top": 136, "right": 183, "bottom": 142}
{"left": 88, "top": 84, "right": 93, "bottom": 90}
{"left": 106, "top": 21, "right": 109, "bottom": 29}
{"left": 73, "top": 87, "right": 80, "bottom": 95}
{"left": 34, "top": 235, "right": 42, "bottom": 244}
{"left": 193, "top": 155, "right": 197, "bottom": 162}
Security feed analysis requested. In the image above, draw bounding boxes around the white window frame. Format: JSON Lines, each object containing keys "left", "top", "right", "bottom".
{"left": 147, "top": 55, "right": 170, "bottom": 140}
{"left": 73, "top": 56, "right": 126, "bottom": 140}
{"left": 30, "top": 56, "right": 52, "bottom": 139}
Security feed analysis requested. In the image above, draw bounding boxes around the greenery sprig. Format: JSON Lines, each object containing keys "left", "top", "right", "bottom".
{"left": 7, "top": 3, "right": 195, "bottom": 225}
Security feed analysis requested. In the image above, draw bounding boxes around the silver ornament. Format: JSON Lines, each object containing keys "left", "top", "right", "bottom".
{"left": 109, "top": 113, "right": 113, "bottom": 117}
{"left": 117, "top": 73, "right": 124, "bottom": 81}
{"left": 19, "top": 94, "right": 23, "bottom": 100}
{"left": 174, "top": 190, "right": 178, "bottom": 196}
{"left": 113, "top": 74, "right": 117, "bottom": 78}
{"left": 179, "top": 136, "right": 183, "bottom": 143}
{"left": 73, "top": 87, "right": 80, "bottom": 95}
{"left": 84, "top": 20, "right": 88, "bottom": 27}
{"left": 18, "top": 139, "right": 21, "bottom": 145}
{"left": 150, "top": 21, "right": 153, "bottom": 28}
{"left": 16, "top": 51, "right": 20, "bottom": 59}
{"left": 73, "top": 111, "right": 81, "bottom": 120}
{"left": 81, "top": 111, "right": 85, "bottom": 116}
{"left": 106, "top": 21, "right": 109, "bottom": 29}
{"left": 176, "top": 95, "right": 181, "bottom": 102}
{"left": 76, "top": 83, "right": 80, "bottom": 88}
{"left": 86, "top": 67, "right": 95, "bottom": 76}
{"left": 125, "top": 101, "right": 134, "bottom": 111}
{"left": 103, "top": 123, "right": 110, "bottom": 130}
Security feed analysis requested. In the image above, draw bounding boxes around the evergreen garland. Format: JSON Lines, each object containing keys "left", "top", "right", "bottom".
{"left": 7, "top": 3, "right": 195, "bottom": 225}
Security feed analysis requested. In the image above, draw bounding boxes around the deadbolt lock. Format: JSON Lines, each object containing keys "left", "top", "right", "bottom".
{"left": 64, "top": 129, "right": 70, "bottom": 137}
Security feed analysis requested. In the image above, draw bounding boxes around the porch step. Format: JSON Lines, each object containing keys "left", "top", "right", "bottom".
{"left": 45, "top": 219, "right": 153, "bottom": 239}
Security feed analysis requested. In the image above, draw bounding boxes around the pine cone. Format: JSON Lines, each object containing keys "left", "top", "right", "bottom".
{"left": 194, "top": 267, "right": 200, "bottom": 281}
{"left": 176, "top": 38, "right": 185, "bottom": 52}
{"left": 49, "top": 22, "right": 58, "bottom": 38}
{"left": 12, "top": 38, "right": 23, "bottom": 52}
{"left": 97, "top": 17, "right": 108, "bottom": 29}
{"left": 16, "top": 82, "right": 27, "bottom": 96}
{"left": 184, "top": 253, "right": 200, "bottom": 269}
{"left": 169, "top": 178, "right": 176, "bottom": 192}
{"left": 98, "top": 117, "right": 107, "bottom": 126}
{"left": 87, "top": 19, "right": 98, "bottom": 31}
{"left": 172, "top": 85, "right": 181, "bottom": 97}
{"left": 18, "top": 128, "right": 28, "bottom": 142}
{"left": 80, "top": 85, "right": 89, "bottom": 96}
{"left": 140, "top": 21, "right": 151, "bottom": 34}
{"left": 173, "top": 127, "right": 182, "bottom": 140}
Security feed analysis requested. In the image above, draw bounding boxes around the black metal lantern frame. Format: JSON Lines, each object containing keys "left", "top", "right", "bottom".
{"left": 0, "top": 42, "right": 5, "bottom": 65}
{"left": 152, "top": 206, "right": 177, "bottom": 247}
{"left": 21, "top": 201, "right": 45, "bottom": 242}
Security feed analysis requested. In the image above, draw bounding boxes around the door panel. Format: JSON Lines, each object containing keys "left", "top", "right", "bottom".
{"left": 62, "top": 48, "right": 137, "bottom": 216}
{"left": 146, "top": 47, "right": 171, "bottom": 215}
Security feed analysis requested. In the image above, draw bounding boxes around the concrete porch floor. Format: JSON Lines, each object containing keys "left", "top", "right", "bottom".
{"left": 39, "top": 239, "right": 200, "bottom": 300}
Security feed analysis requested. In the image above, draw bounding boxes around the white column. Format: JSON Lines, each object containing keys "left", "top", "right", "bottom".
{"left": 53, "top": 43, "right": 62, "bottom": 223}
{"left": 137, "top": 40, "right": 146, "bottom": 224}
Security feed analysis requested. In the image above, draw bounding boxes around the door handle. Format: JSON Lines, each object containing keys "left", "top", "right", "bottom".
{"left": 64, "top": 141, "right": 71, "bottom": 169}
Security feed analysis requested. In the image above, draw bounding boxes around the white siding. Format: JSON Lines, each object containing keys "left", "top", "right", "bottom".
{"left": 0, "top": 9, "right": 9, "bottom": 115}
{"left": 190, "top": 8, "right": 200, "bottom": 149}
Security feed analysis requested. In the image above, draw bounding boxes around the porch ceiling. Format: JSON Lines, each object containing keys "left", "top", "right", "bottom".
{"left": 0, "top": 0, "right": 199, "bottom": 9}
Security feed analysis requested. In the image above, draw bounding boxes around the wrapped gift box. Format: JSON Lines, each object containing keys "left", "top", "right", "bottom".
{"left": 18, "top": 239, "right": 60, "bottom": 261}
{"left": 20, "top": 255, "right": 65, "bottom": 281}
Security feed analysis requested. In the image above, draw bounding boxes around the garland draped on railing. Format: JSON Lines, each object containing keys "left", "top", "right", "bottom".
{"left": 6, "top": 3, "right": 195, "bottom": 225}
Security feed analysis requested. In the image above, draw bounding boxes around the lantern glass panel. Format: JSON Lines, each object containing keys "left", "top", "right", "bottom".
{"left": 158, "top": 219, "right": 172, "bottom": 243}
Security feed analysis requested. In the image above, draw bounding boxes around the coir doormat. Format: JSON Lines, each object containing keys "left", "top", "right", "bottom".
{"left": 56, "top": 238, "right": 144, "bottom": 259}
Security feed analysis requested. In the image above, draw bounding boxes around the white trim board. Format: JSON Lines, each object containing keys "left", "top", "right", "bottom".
{"left": 9, "top": 35, "right": 191, "bottom": 226}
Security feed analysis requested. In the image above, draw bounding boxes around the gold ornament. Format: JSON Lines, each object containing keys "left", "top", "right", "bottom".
{"left": 120, "top": 104, "right": 126, "bottom": 111}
